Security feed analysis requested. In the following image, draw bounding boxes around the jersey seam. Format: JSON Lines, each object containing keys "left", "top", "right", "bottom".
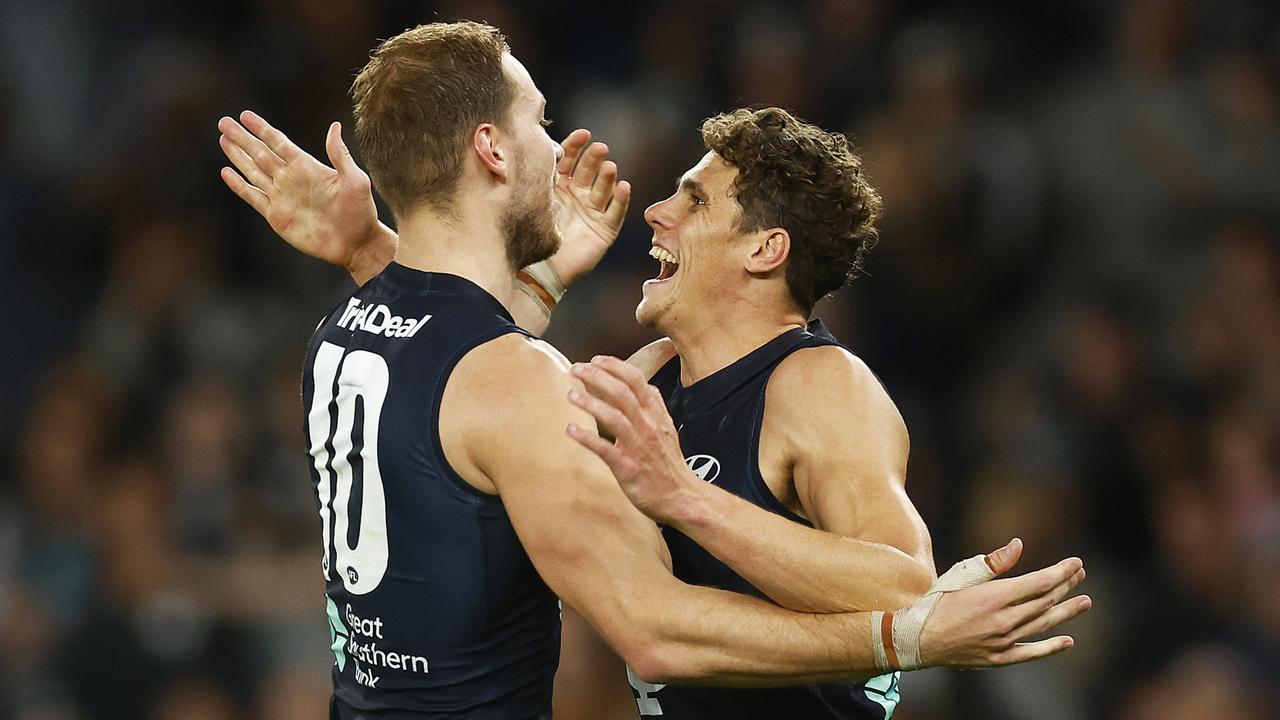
{"left": 749, "top": 381, "right": 814, "bottom": 527}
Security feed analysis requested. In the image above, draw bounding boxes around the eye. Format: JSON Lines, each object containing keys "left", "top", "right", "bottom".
{"left": 690, "top": 195, "right": 707, "bottom": 208}
{"left": 539, "top": 117, "right": 554, "bottom": 129}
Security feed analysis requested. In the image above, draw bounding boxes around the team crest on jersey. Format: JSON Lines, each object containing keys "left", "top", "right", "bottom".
{"left": 337, "top": 298, "right": 431, "bottom": 338}
{"left": 684, "top": 454, "right": 721, "bottom": 483}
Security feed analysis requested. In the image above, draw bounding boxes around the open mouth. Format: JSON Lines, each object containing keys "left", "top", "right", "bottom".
{"left": 649, "top": 246, "right": 680, "bottom": 282}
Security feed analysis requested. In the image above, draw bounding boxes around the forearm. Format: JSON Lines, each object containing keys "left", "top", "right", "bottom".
{"left": 633, "top": 579, "right": 882, "bottom": 686}
{"left": 670, "top": 483, "right": 934, "bottom": 613}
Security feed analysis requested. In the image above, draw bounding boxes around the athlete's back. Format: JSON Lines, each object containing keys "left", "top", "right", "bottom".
{"left": 302, "top": 263, "right": 559, "bottom": 719}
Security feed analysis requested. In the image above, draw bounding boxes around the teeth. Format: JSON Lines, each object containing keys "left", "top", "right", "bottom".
{"left": 648, "top": 246, "right": 678, "bottom": 264}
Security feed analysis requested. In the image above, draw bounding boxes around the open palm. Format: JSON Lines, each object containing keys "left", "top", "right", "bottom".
{"left": 550, "top": 129, "right": 632, "bottom": 286}
{"left": 218, "top": 111, "right": 383, "bottom": 272}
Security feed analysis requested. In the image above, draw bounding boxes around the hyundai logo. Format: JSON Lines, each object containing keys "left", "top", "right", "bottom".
{"left": 685, "top": 454, "right": 721, "bottom": 483}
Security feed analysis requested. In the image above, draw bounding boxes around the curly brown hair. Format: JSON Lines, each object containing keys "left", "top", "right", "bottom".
{"left": 700, "top": 107, "right": 882, "bottom": 313}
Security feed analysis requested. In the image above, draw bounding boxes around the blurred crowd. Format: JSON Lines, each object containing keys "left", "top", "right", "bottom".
{"left": 1, "top": 0, "right": 1278, "bottom": 718}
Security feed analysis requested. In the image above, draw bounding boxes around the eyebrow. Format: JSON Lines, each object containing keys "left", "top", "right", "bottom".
{"left": 678, "top": 176, "right": 706, "bottom": 197}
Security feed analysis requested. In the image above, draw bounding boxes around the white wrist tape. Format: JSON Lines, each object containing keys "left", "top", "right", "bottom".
{"left": 515, "top": 280, "right": 552, "bottom": 317}
{"left": 522, "top": 260, "right": 566, "bottom": 304}
{"left": 870, "top": 553, "right": 997, "bottom": 671}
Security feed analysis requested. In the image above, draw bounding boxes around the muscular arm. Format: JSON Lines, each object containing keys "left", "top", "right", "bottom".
{"left": 450, "top": 338, "right": 1086, "bottom": 685}
{"left": 674, "top": 347, "right": 935, "bottom": 612}
{"left": 594, "top": 347, "right": 932, "bottom": 613}
{"left": 446, "top": 336, "right": 888, "bottom": 685}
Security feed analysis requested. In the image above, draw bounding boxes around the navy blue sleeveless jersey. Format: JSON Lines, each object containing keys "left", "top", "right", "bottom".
{"left": 629, "top": 320, "right": 901, "bottom": 720}
{"left": 301, "top": 264, "right": 560, "bottom": 719}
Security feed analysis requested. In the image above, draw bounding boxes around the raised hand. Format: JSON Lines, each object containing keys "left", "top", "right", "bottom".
{"left": 550, "top": 130, "right": 632, "bottom": 286}
{"left": 217, "top": 111, "right": 395, "bottom": 284}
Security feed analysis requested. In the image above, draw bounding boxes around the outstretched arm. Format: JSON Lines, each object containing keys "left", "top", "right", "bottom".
{"left": 456, "top": 337, "right": 1089, "bottom": 686}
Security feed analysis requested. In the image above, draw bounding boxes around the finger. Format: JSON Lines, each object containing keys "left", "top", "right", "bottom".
{"left": 220, "top": 167, "right": 271, "bottom": 217}
{"left": 325, "top": 121, "right": 359, "bottom": 176}
{"left": 1007, "top": 567, "right": 1085, "bottom": 627}
{"left": 588, "top": 160, "right": 618, "bottom": 209}
{"left": 1002, "top": 557, "right": 1084, "bottom": 605}
{"left": 589, "top": 356, "right": 656, "bottom": 407}
{"left": 1011, "top": 594, "right": 1092, "bottom": 641}
{"left": 990, "top": 636, "right": 1076, "bottom": 666}
{"left": 218, "top": 115, "right": 285, "bottom": 177}
{"left": 240, "top": 109, "right": 305, "bottom": 163}
{"left": 572, "top": 142, "right": 608, "bottom": 188}
{"left": 568, "top": 388, "right": 631, "bottom": 437}
{"left": 602, "top": 180, "right": 632, "bottom": 230}
{"left": 219, "top": 134, "right": 274, "bottom": 190}
{"left": 985, "top": 538, "right": 1023, "bottom": 576}
{"left": 569, "top": 369, "right": 642, "bottom": 423}
{"left": 557, "top": 129, "right": 592, "bottom": 176}
{"left": 565, "top": 423, "right": 621, "bottom": 466}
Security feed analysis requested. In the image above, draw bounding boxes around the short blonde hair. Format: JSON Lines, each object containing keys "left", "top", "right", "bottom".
{"left": 352, "top": 21, "right": 513, "bottom": 218}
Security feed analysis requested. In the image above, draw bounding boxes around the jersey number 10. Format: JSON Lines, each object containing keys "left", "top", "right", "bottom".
{"left": 307, "top": 341, "right": 391, "bottom": 595}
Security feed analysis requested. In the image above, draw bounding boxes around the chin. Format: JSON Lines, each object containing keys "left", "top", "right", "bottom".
{"left": 634, "top": 296, "right": 658, "bottom": 328}
{"left": 635, "top": 305, "right": 657, "bottom": 329}
{"left": 635, "top": 296, "right": 674, "bottom": 333}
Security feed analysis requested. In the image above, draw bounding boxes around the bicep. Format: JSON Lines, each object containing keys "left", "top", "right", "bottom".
{"left": 460, "top": 348, "right": 673, "bottom": 651}
{"left": 785, "top": 359, "right": 931, "bottom": 564}
{"left": 797, "top": 453, "right": 930, "bottom": 564}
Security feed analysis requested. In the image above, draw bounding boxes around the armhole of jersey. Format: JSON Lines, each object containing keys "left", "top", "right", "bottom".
{"left": 746, "top": 334, "right": 846, "bottom": 529}
{"left": 748, "top": 381, "right": 814, "bottom": 528}
{"left": 427, "top": 324, "right": 533, "bottom": 502}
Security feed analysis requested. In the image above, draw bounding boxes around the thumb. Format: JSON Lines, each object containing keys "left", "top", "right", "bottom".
{"left": 326, "top": 121, "right": 357, "bottom": 175}
{"left": 984, "top": 537, "right": 1023, "bottom": 577}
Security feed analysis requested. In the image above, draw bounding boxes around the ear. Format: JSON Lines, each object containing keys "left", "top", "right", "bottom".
{"left": 745, "top": 228, "right": 790, "bottom": 275}
{"left": 472, "top": 123, "right": 510, "bottom": 182}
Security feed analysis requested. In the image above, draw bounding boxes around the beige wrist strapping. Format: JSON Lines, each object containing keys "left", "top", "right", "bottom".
{"left": 870, "top": 552, "right": 998, "bottom": 671}
{"left": 519, "top": 260, "right": 566, "bottom": 307}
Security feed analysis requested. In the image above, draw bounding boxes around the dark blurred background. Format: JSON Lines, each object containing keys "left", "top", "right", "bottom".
{"left": 2, "top": 0, "right": 1278, "bottom": 718}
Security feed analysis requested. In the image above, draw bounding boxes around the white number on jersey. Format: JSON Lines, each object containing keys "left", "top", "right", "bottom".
{"left": 308, "top": 341, "right": 390, "bottom": 595}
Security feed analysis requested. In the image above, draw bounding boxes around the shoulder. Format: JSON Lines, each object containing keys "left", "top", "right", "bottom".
{"left": 443, "top": 333, "right": 592, "bottom": 482}
{"left": 770, "top": 345, "right": 882, "bottom": 400}
{"left": 453, "top": 333, "right": 575, "bottom": 411}
{"left": 767, "top": 345, "right": 906, "bottom": 443}
{"left": 624, "top": 337, "right": 677, "bottom": 379}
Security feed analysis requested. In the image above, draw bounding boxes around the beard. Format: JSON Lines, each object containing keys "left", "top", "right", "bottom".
{"left": 501, "top": 154, "right": 561, "bottom": 270}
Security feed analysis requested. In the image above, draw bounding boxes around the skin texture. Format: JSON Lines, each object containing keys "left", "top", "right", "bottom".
{"left": 446, "top": 333, "right": 1090, "bottom": 686}
{"left": 636, "top": 153, "right": 807, "bottom": 383}
{"left": 218, "top": 52, "right": 1091, "bottom": 719}
{"left": 570, "top": 347, "right": 934, "bottom": 616}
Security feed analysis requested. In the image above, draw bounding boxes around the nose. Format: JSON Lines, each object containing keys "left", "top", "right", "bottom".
{"left": 644, "top": 197, "right": 671, "bottom": 230}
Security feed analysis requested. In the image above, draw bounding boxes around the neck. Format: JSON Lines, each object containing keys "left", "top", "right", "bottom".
{"left": 392, "top": 204, "right": 518, "bottom": 309}
{"left": 666, "top": 289, "right": 806, "bottom": 385}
